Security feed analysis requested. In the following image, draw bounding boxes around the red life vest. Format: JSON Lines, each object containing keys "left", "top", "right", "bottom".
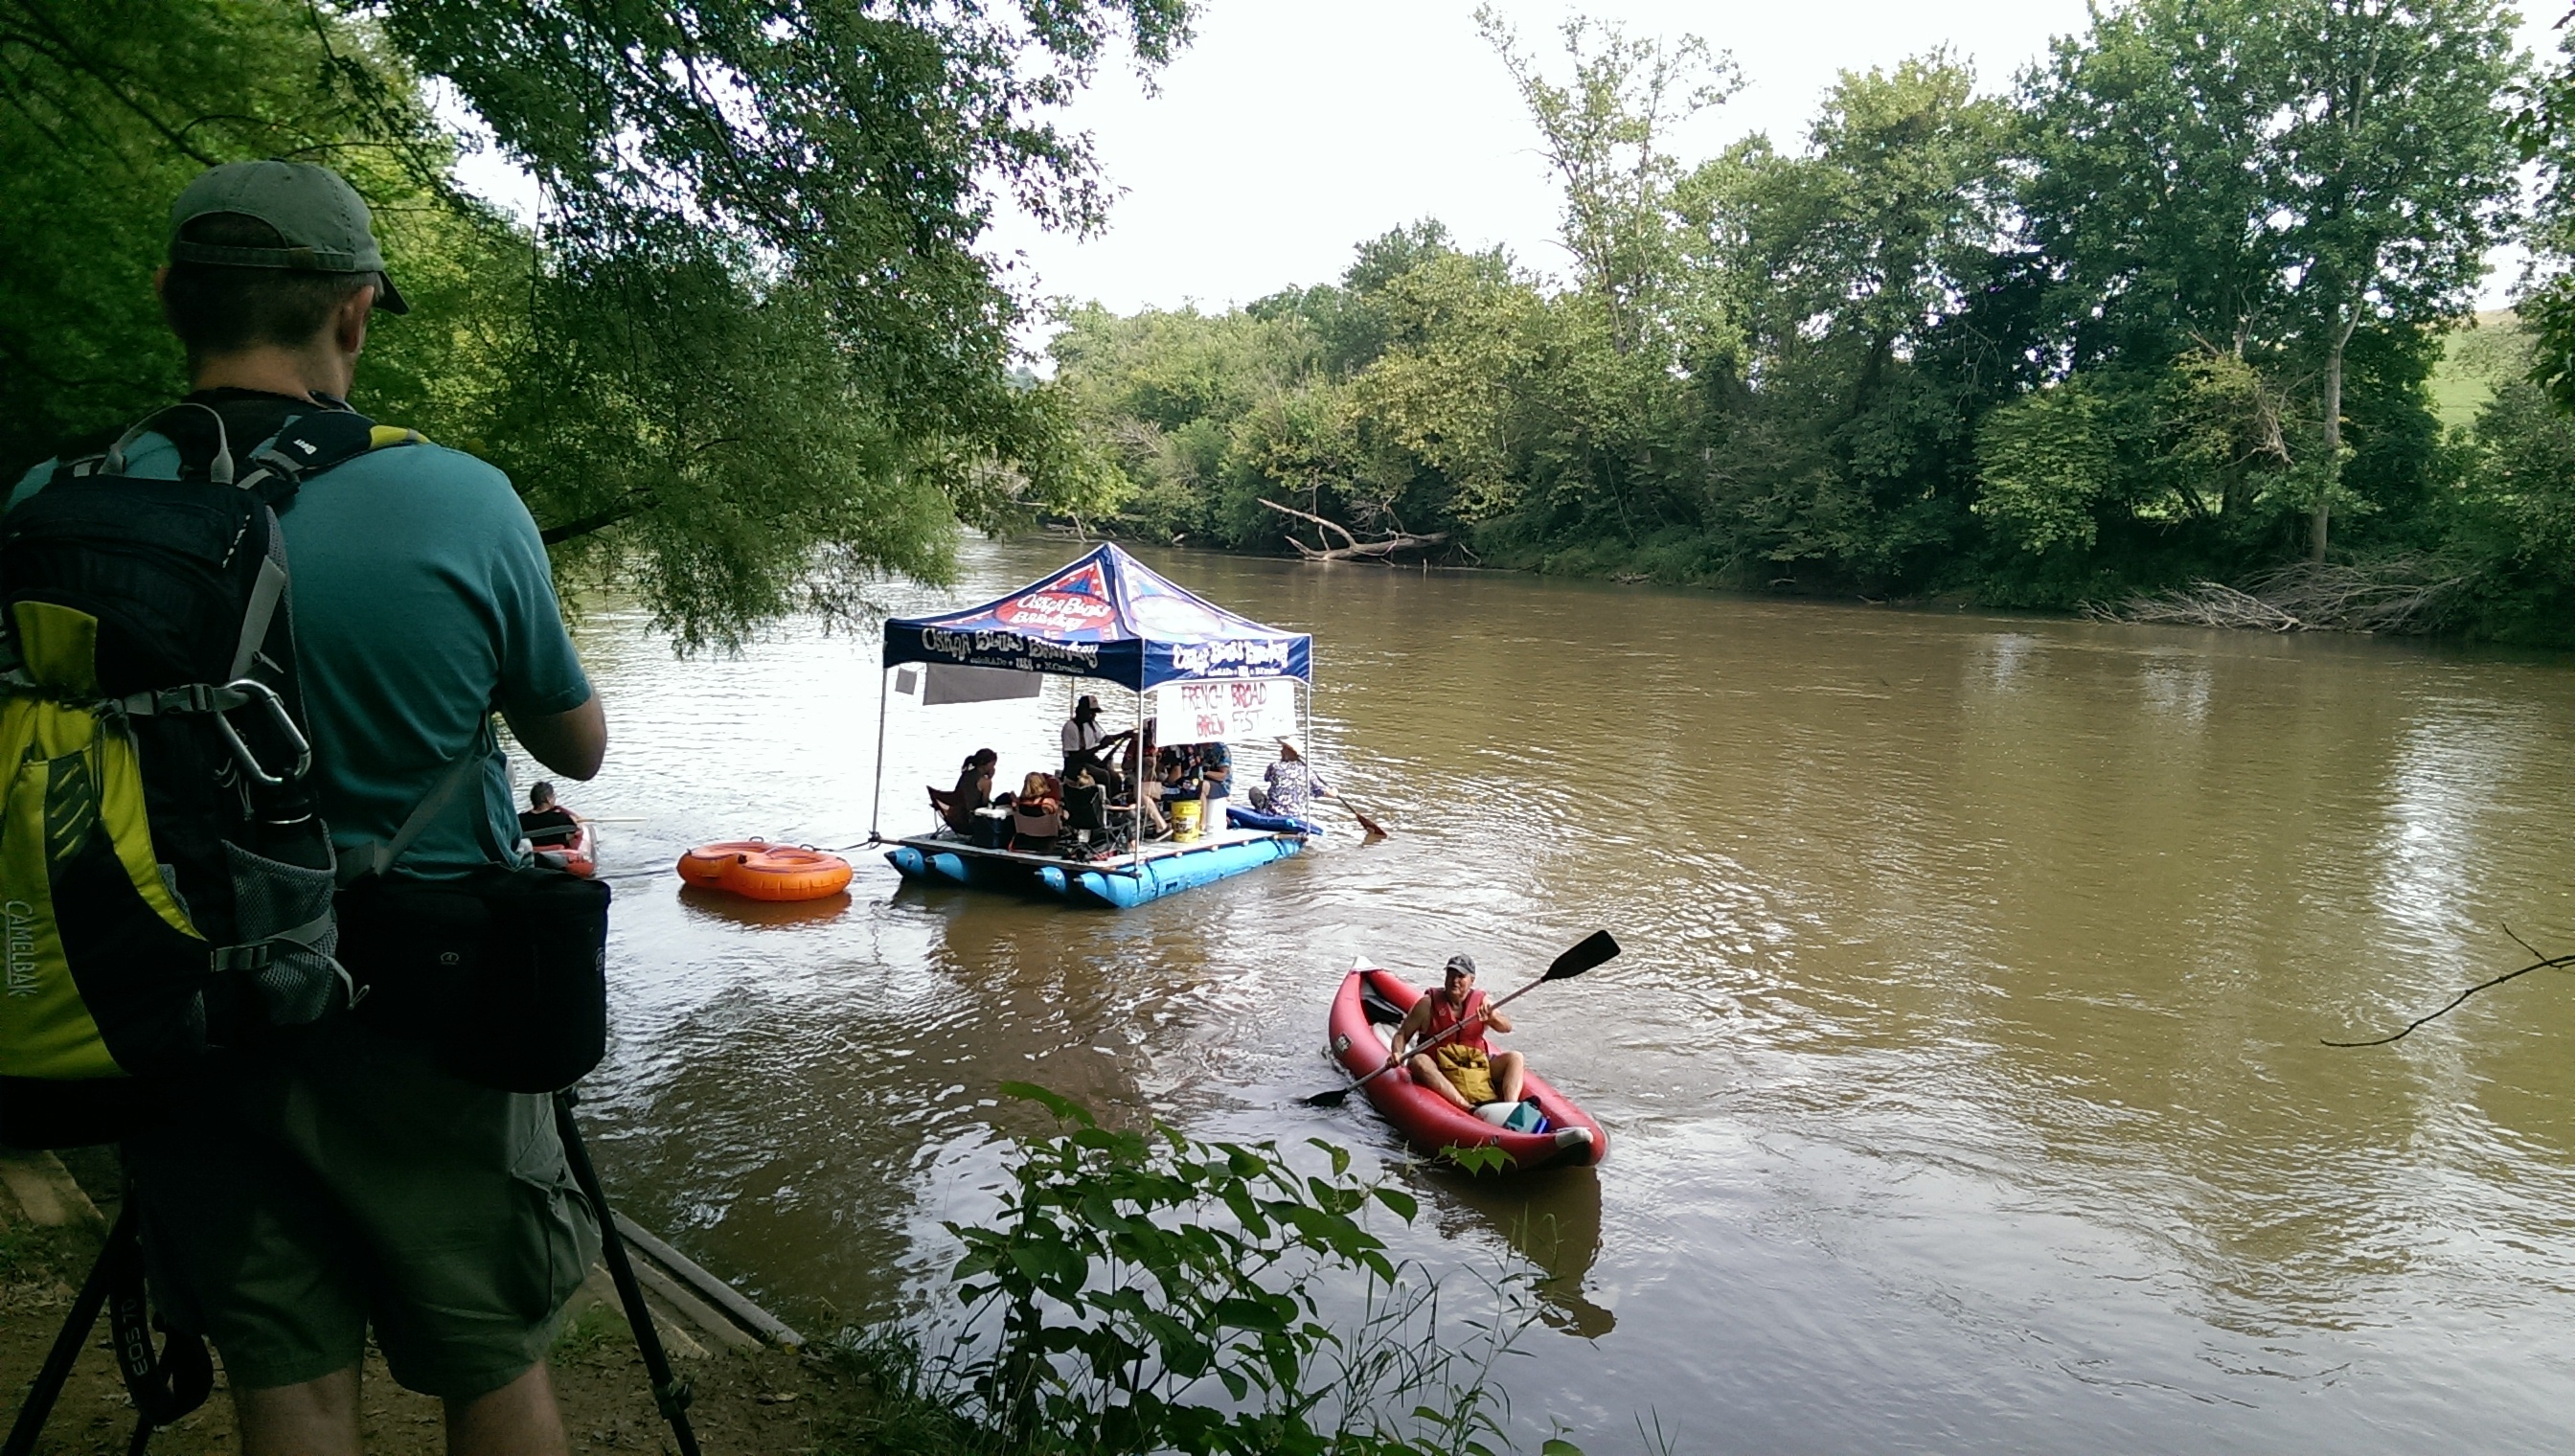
{"left": 1424, "top": 988, "right": 1489, "bottom": 1054}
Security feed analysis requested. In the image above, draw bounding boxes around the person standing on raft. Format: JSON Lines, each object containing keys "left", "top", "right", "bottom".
{"left": 1385, "top": 954, "right": 1525, "bottom": 1111}
{"left": 1061, "top": 694, "right": 1131, "bottom": 798}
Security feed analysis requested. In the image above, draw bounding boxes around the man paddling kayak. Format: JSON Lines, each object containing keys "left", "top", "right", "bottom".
{"left": 1384, "top": 953, "right": 1526, "bottom": 1111}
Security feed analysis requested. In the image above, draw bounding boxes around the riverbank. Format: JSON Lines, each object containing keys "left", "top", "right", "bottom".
{"left": 0, "top": 1147, "right": 905, "bottom": 1455}
{"left": 1068, "top": 526, "right": 2575, "bottom": 649}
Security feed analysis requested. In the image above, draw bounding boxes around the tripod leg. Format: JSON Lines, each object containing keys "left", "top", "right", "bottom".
{"left": 3, "top": 1205, "right": 132, "bottom": 1456}
{"left": 551, "top": 1090, "right": 701, "bottom": 1456}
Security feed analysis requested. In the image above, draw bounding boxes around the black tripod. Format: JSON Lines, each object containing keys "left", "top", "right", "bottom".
{"left": 3, "top": 1201, "right": 212, "bottom": 1456}
{"left": 552, "top": 1087, "right": 702, "bottom": 1456}
{"left": 4, "top": 1092, "right": 700, "bottom": 1456}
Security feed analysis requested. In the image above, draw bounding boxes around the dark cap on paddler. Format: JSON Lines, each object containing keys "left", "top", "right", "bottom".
{"left": 169, "top": 160, "right": 408, "bottom": 314}
{"left": 1444, "top": 953, "right": 1477, "bottom": 978}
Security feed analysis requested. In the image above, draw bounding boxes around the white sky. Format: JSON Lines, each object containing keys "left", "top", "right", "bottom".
{"left": 448, "top": 0, "right": 2548, "bottom": 339}
{"left": 980, "top": 0, "right": 2098, "bottom": 312}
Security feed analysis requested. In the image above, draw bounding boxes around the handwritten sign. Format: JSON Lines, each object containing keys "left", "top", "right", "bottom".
{"left": 1153, "top": 677, "right": 1298, "bottom": 745}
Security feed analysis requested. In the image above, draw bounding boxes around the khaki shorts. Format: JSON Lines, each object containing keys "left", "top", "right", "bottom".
{"left": 1432, "top": 1044, "right": 1496, "bottom": 1105}
{"left": 123, "top": 1018, "right": 600, "bottom": 1399}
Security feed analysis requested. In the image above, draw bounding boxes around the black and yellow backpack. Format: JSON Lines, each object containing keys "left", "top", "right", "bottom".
{"left": 0, "top": 401, "right": 414, "bottom": 1147}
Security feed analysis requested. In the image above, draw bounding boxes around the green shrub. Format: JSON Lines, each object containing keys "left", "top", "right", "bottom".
{"left": 844, "top": 1083, "right": 1576, "bottom": 1456}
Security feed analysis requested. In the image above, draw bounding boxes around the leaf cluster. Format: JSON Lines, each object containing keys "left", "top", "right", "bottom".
{"left": 0, "top": 0, "right": 1186, "bottom": 648}
{"left": 926, "top": 1083, "right": 1561, "bottom": 1456}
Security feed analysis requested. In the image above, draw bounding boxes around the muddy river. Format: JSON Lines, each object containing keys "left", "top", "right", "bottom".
{"left": 554, "top": 537, "right": 2575, "bottom": 1451}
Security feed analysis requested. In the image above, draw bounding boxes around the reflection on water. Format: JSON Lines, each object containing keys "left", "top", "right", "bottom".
{"left": 557, "top": 539, "right": 2575, "bottom": 1451}
{"left": 1436, "top": 1168, "right": 1612, "bottom": 1338}
{"left": 674, "top": 885, "right": 856, "bottom": 928}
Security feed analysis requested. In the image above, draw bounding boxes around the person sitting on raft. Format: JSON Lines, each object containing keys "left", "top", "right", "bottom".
{"left": 929, "top": 746, "right": 998, "bottom": 834}
{"left": 1196, "top": 738, "right": 1231, "bottom": 811}
{"left": 1153, "top": 743, "right": 1197, "bottom": 823}
{"left": 1248, "top": 739, "right": 1332, "bottom": 821}
{"left": 1120, "top": 719, "right": 1168, "bottom": 838}
{"left": 517, "top": 781, "right": 582, "bottom": 847}
{"left": 1012, "top": 770, "right": 1064, "bottom": 854}
{"left": 1384, "top": 953, "right": 1525, "bottom": 1112}
{"left": 1060, "top": 763, "right": 1131, "bottom": 857}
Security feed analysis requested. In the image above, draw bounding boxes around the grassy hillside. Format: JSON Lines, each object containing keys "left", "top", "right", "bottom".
{"left": 2431, "top": 309, "right": 2524, "bottom": 430}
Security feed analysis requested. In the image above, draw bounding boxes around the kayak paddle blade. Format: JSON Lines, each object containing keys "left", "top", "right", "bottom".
{"left": 1544, "top": 929, "right": 1620, "bottom": 982}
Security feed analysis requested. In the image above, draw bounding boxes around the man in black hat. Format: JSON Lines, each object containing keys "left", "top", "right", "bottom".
{"left": 16, "top": 158, "right": 607, "bottom": 1456}
{"left": 1060, "top": 691, "right": 1129, "bottom": 798}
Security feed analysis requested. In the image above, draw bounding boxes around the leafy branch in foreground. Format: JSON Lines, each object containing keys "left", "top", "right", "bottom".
{"left": 862, "top": 1082, "right": 1571, "bottom": 1456}
{"left": 0, "top": 0, "right": 1181, "bottom": 649}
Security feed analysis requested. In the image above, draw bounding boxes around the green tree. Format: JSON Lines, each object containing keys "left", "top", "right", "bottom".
{"left": 2016, "top": 0, "right": 2521, "bottom": 561}
{"left": 1474, "top": 4, "right": 1736, "bottom": 357}
{"left": 0, "top": 0, "right": 448, "bottom": 459}
{"left": 1049, "top": 303, "right": 1324, "bottom": 545}
{"left": 1684, "top": 55, "right": 2008, "bottom": 583}
{"left": 0, "top": 0, "right": 1192, "bottom": 647}
{"left": 2017, "top": 0, "right": 2299, "bottom": 369}
{"left": 2267, "top": 0, "right": 2522, "bottom": 558}
{"left": 1350, "top": 249, "right": 1551, "bottom": 525}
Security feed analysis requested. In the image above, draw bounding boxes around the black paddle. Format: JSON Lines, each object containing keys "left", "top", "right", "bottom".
{"left": 1305, "top": 930, "right": 1621, "bottom": 1109}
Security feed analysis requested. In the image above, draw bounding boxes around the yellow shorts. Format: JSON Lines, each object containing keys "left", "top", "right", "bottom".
{"left": 1432, "top": 1044, "right": 1495, "bottom": 1104}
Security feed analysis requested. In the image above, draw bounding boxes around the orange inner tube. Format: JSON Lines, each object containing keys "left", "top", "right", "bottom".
{"left": 677, "top": 839, "right": 770, "bottom": 888}
{"left": 717, "top": 846, "right": 853, "bottom": 901}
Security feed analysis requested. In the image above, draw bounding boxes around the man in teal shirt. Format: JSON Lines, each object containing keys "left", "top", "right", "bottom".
{"left": 14, "top": 161, "right": 608, "bottom": 1455}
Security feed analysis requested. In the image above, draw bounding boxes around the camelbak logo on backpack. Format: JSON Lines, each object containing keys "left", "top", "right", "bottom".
{"left": 4, "top": 899, "right": 34, "bottom": 996}
{"left": 0, "top": 402, "right": 416, "bottom": 1146}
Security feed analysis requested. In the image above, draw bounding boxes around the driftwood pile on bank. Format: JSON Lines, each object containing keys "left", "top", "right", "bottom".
{"left": 2087, "top": 558, "right": 2468, "bottom": 635}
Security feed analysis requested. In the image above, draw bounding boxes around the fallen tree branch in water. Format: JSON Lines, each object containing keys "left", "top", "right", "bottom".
{"left": 1256, "top": 497, "right": 1448, "bottom": 561}
{"left": 2324, "top": 931, "right": 2575, "bottom": 1047}
{"left": 2087, "top": 558, "right": 2469, "bottom": 636}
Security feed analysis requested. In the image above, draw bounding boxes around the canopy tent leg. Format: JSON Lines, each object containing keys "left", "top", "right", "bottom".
{"left": 1131, "top": 676, "right": 1146, "bottom": 869}
{"left": 868, "top": 670, "right": 891, "bottom": 842}
{"left": 1302, "top": 679, "right": 1314, "bottom": 813}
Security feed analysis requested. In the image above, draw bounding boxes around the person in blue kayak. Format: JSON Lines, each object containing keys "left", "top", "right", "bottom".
{"left": 1385, "top": 954, "right": 1526, "bottom": 1111}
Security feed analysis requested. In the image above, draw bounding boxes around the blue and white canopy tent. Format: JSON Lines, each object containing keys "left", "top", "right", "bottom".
{"left": 872, "top": 544, "right": 1321, "bottom": 906}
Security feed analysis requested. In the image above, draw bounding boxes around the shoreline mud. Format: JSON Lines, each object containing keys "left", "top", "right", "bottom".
{"left": 2, "top": 1146, "right": 875, "bottom": 1455}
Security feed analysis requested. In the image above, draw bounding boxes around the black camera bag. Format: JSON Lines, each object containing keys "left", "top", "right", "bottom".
{"left": 333, "top": 743, "right": 608, "bottom": 1093}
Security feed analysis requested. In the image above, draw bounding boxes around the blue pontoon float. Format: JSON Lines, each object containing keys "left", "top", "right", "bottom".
{"left": 872, "top": 545, "right": 1321, "bottom": 908}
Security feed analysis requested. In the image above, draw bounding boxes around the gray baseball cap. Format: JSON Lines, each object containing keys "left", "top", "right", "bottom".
{"left": 169, "top": 160, "right": 408, "bottom": 313}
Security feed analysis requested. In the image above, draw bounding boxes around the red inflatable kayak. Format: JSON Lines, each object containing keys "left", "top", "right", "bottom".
{"left": 1327, "top": 960, "right": 1606, "bottom": 1172}
{"left": 532, "top": 821, "right": 597, "bottom": 878}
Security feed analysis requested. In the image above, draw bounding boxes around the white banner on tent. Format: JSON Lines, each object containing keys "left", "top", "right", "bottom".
{"left": 1153, "top": 677, "right": 1298, "bottom": 745}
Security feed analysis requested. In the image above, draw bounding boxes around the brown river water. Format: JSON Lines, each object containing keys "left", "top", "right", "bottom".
{"left": 554, "top": 536, "right": 2575, "bottom": 1452}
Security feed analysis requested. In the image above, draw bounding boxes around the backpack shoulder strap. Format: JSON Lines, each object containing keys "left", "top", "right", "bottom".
{"left": 225, "top": 414, "right": 422, "bottom": 679}
{"left": 235, "top": 410, "right": 393, "bottom": 505}
{"left": 334, "top": 729, "right": 498, "bottom": 886}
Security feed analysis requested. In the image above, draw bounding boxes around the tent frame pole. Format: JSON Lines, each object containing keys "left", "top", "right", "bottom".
{"left": 868, "top": 668, "right": 890, "bottom": 842}
{"left": 1302, "top": 677, "right": 1314, "bottom": 820}
{"left": 1132, "top": 661, "right": 1146, "bottom": 871}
